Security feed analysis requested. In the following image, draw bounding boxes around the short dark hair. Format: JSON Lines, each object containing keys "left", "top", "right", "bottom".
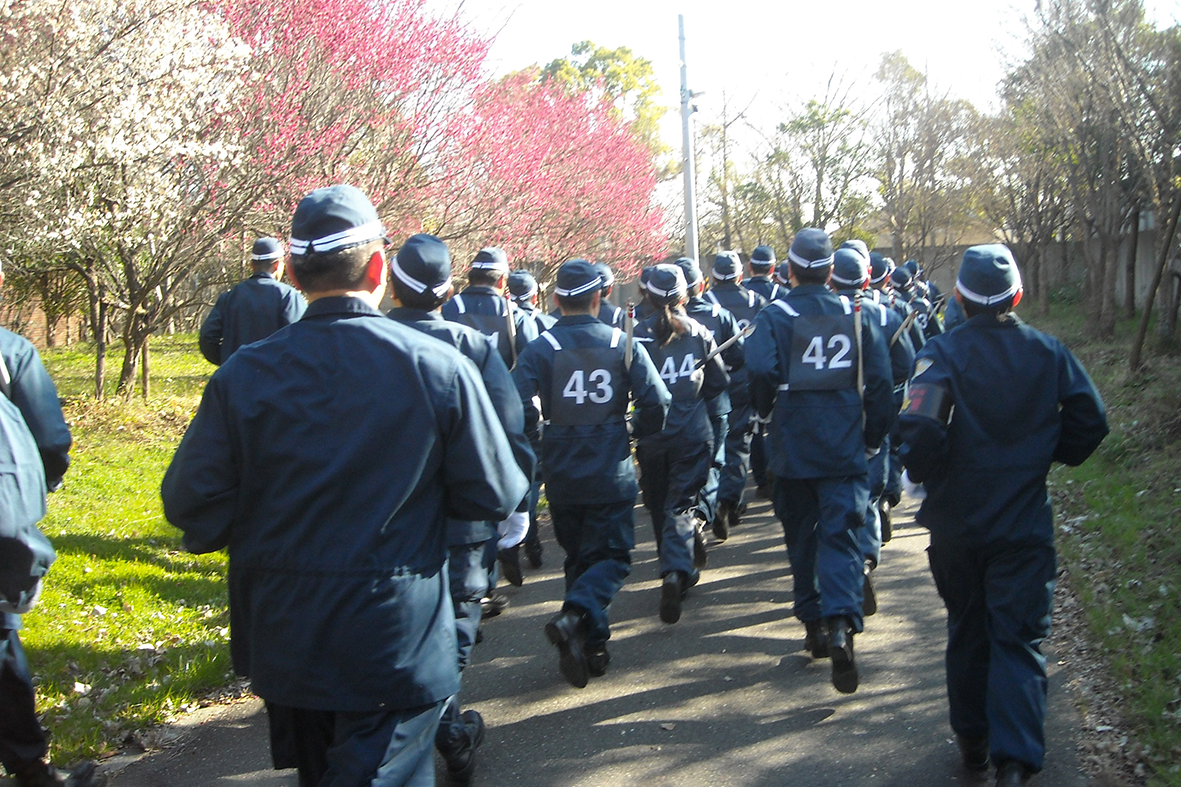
{"left": 961, "top": 296, "right": 1013, "bottom": 319}
{"left": 556, "top": 291, "right": 597, "bottom": 312}
{"left": 790, "top": 262, "right": 830, "bottom": 285}
{"left": 290, "top": 240, "right": 382, "bottom": 293}
{"left": 468, "top": 268, "right": 503, "bottom": 288}
{"left": 392, "top": 278, "right": 447, "bottom": 311}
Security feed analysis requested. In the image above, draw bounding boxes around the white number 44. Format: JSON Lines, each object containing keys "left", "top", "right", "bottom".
{"left": 801, "top": 334, "right": 853, "bottom": 370}
{"left": 562, "top": 369, "right": 614, "bottom": 405}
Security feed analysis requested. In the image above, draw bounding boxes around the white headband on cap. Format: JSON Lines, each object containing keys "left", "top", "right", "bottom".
{"left": 553, "top": 276, "right": 603, "bottom": 297}
{"left": 290, "top": 220, "right": 383, "bottom": 256}
{"left": 391, "top": 256, "right": 452, "bottom": 299}
{"left": 511, "top": 282, "right": 538, "bottom": 300}
{"left": 788, "top": 248, "right": 835, "bottom": 269}
{"left": 955, "top": 275, "right": 1022, "bottom": 307}
{"left": 646, "top": 280, "right": 685, "bottom": 299}
{"left": 831, "top": 271, "right": 867, "bottom": 288}
{"left": 252, "top": 248, "right": 284, "bottom": 262}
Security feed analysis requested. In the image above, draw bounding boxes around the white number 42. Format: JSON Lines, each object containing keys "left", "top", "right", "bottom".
{"left": 801, "top": 334, "right": 853, "bottom": 370}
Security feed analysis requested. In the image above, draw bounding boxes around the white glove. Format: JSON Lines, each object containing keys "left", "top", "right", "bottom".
{"left": 497, "top": 510, "right": 529, "bottom": 550}
{"left": 865, "top": 446, "right": 881, "bottom": 460}
{"left": 902, "top": 469, "right": 927, "bottom": 500}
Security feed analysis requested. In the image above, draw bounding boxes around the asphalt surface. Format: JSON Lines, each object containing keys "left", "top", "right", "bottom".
{"left": 91, "top": 492, "right": 1101, "bottom": 787}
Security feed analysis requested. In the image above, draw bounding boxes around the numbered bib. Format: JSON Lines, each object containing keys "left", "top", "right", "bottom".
{"left": 455, "top": 312, "right": 512, "bottom": 363}
{"left": 550, "top": 346, "right": 627, "bottom": 425}
{"left": 788, "top": 314, "right": 858, "bottom": 391}
{"left": 653, "top": 337, "right": 705, "bottom": 400}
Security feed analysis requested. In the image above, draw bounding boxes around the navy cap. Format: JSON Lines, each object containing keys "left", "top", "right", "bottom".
{"left": 956, "top": 245, "right": 1022, "bottom": 306}
{"left": 471, "top": 247, "right": 509, "bottom": 274}
{"left": 639, "top": 266, "right": 655, "bottom": 286}
{"left": 890, "top": 266, "right": 913, "bottom": 291}
{"left": 869, "top": 252, "right": 892, "bottom": 284}
{"left": 290, "top": 185, "right": 385, "bottom": 257}
{"left": 251, "top": 237, "right": 284, "bottom": 263}
{"left": 391, "top": 234, "right": 452, "bottom": 298}
{"left": 712, "top": 251, "right": 741, "bottom": 281}
{"left": 554, "top": 259, "right": 603, "bottom": 298}
{"left": 775, "top": 260, "right": 793, "bottom": 284}
{"left": 645, "top": 263, "right": 687, "bottom": 304}
{"left": 750, "top": 245, "right": 776, "bottom": 269}
{"left": 839, "top": 239, "right": 869, "bottom": 262}
{"left": 904, "top": 259, "right": 921, "bottom": 276}
{"left": 593, "top": 262, "right": 615, "bottom": 290}
{"left": 674, "top": 257, "right": 703, "bottom": 287}
{"left": 789, "top": 228, "right": 835, "bottom": 269}
{"left": 507, "top": 270, "right": 539, "bottom": 300}
{"left": 831, "top": 248, "right": 869, "bottom": 289}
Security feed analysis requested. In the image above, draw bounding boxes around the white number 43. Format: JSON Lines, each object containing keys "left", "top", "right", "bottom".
{"left": 563, "top": 369, "right": 614, "bottom": 404}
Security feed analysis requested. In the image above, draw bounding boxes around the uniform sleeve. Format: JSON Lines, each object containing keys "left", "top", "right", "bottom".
{"left": 281, "top": 289, "right": 307, "bottom": 326}
{"left": 1053, "top": 346, "right": 1108, "bottom": 466}
{"left": 511, "top": 344, "right": 544, "bottom": 437}
{"left": 896, "top": 347, "right": 951, "bottom": 484}
{"left": 161, "top": 379, "right": 239, "bottom": 553}
{"left": 8, "top": 344, "right": 71, "bottom": 490}
{"left": 627, "top": 341, "right": 671, "bottom": 440}
{"left": 699, "top": 334, "right": 731, "bottom": 401}
{"left": 861, "top": 319, "right": 897, "bottom": 452}
{"left": 439, "top": 359, "right": 530, "bottom": 522}
{"left": 745, "top": 310, "right": 780, "bottom": 419}
{"left": 477, "top": 345, "right": 536, "bottom": 483}
{"left": 514, "top": 309, "right": 539, "bottom": 359}
{"left": 199, "top": 294, "right": 228, "bottom": 366}
{"left": 720, "top": 312, "right": 745, "bottom": 372}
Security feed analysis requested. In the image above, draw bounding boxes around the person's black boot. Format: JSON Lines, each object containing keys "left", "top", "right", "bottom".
{"left": 862, "top": 561, "right": 878, "bottom": 617}
{"left": 826, "top": 616, "right": 858, "bottom": 694}
{"left": 498, "top": 545, "right": 523, "bottom": 587}
{"left": 660, "top": 572, "right": 683, "bottom": 624}
{"left": 438, "top": 710, "right": 485, "bottom": 784}
{"left": 692, "top": 515, "right": 709, "bottom": 568}
{"left": 586, "top": 646, "right": 611, "bottom": 678}
{"left": 995, "top": 760, "right": 1032, "bottom": 785}
{"left": 544, "top": 610, "right": 589, "bottom": 688}
{"left": 524, "top": 539, "right": 543, "bottom": 569}
{"left": 712, "top": 500, "right": 732, "bottom": 541}
{"left": 879, "top": 499, "right": 893, "bottom": 542}
{"left": 15, "top": 761, "right": 105, "bottom": 787}
{"left": 956, "top": 734, "right": 990, "bottom": 772}
{"left": 803, "top": 620, "right": 829, "bottom": 659}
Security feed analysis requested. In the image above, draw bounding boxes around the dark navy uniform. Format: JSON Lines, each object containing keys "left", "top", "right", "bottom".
{"left": 596, "top": 300, "right": 624, "bottom": 329}
{"left": 634, "top": 305, "right": 728, "bottom": 594}
{"left": 199, "top": 270, "right": 306, "bottom": 365}
{"left": 441, "top": 286, "right": 538, "bottom": 368}
{"left": 519, "top": 300, "right": 556, "bottom": 332}
{"left": 744, "top": 275, "right": 784, "bottom": 304}
{"left": 898, "top": 246, "right": 1107, "bottom": 777}
{"left": 0, "top": 326, "right": 71, "bottom": 784}
{"left": 745, "top": 247, "right": 780, "bottom": 491}
{"left": 703, "top": 274, "right": 766, "bottom": 517}
{"left": 513, "top": 313, "right": 669, "bottom": 654}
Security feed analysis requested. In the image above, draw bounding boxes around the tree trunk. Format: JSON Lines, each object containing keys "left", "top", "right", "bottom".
{"left": 141, "top": 335, "right": 150, "bottom": 400}
{"left": 117, "top": 318, "right": 150, "bottom": 399}
{"left": 95, "top": 292, "right": 107, "bottom": 400}
{"left": 1124, "top": 209, "right": 1140, "bottom": 319}
{"left": 1129, "top": 192, "right": 1181, "bottom": 372}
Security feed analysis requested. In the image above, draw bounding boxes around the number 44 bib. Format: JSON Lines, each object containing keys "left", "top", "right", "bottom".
{"left": 788, "top": 314, "right": 858, "bottom": 391}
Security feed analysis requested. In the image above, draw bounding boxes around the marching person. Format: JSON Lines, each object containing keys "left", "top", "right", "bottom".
{"left": 703, "top": 252, "right": 767, "bottom": 540}
{"left": 199, "top": 237, "right": 306, "bottom": 365}
{"left": 509, "top": 270, "right": 556, "bottom": 333}
{"left": 829, "top": 247, "right": 915, "bottom": 614}
{"left": 593, "top": 263, "right": 625, "bottom": 329}
{"left": 441, "top": 247, "right": 538, "bottom": 369}
{"left": 746, "top": 228, "right": 895, "bottom": 694}
{"left": 0, "top": 267, "right": 94, "bottom": 787}
{"left": 673, "top": 257, "right": 743, "bottom": 557}
{"left": 386, "top": 234, "right": 535, "bottom": 783}
{"left": 513, "top": 259, "right": 669, "bottom": 688}
{"left": 162, "top": 185, "right": 528, "bottom": 787}
{"left": 742, "top": 245, "right": 780, "bottom": 498}
{"left": 633, "top": 264, "right": 729, "bottom": 624}
{"left": 897, "top": 245, "right": 1107, "bottom": 786}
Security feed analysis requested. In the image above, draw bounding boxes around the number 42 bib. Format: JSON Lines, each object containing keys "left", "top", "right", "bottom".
{"left": 788, "top": 313, "right": 858, "bottom": 391}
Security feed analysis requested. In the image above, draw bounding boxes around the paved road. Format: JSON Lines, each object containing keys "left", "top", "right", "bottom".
{"left": 94, "top": 493, "right": 1100, "bottom": 786}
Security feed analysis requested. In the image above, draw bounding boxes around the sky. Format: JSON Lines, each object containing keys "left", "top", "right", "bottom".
{"left": 431, "top": 0, "right": 1180, "bottom": 148}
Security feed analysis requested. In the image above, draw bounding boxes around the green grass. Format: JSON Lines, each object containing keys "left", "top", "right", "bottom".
{"left": 1027, "top": 306, "right": 1181, "bottom": 785}
{"left": 21, "top": 334, "right": 229, "bottom": 762}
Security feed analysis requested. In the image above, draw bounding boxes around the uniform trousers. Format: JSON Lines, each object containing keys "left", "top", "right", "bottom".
{"left": 447, "top": 542, "right": 490, "bottom": 672}
{"left": 928, "top": 537, "right": 1056, "bottom": 771}
{"left": 859, "top": 441, "right": 889, "bottom": 569}
{"left": 771, "top": 475, "right": 868, "bottom": 632}
{"left": 637, "top": 439, "right": 712, "bottom": 581}
{"left": 695, "top": 414, "right": 728, "bottom": 524}
{"left": 549, "top": 500, "right": 635, "bottom": 649}
{"left": 524, "top": 478, "right": 543, "bottom": 554}
{"left": 749, "top": 430, "right": 768, "bottom": 488}
{"left": 884, "top": 422, "right": 904, "bottom": 507}
{"left": 0, "top": 627, "right": 48, "bottom": 776}
{"left": 718, "top": 400, "right": 755, "bottom": 506}
{"left": 265, "top": 699, "right": 446, "bottom": 787}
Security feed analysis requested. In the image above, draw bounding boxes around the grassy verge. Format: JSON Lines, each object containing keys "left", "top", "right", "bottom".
{"left": 21, "top": 335, "right": 229, "bottom": 763}
{"left": 1028, "top": 307, "right": 1181, "bottom": 786}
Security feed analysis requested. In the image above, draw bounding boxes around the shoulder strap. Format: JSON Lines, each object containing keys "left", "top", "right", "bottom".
{"left": 0, "top": 351, "right": 11, "bottom": 400}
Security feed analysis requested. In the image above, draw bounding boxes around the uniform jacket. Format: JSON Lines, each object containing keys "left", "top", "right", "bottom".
{"left": 833, "top": 288, "right": 916, "bottom": 393}
{"left": 873, "top": 287, "right": 925, "bottom": 352}
{"left": 441, "top": 286, "right": 538, "bottom": 368}
{"left": 162, "top": 296, "right": 528, "bottom": 712}
{"left": 898, "top": 313, "right": 1107, "bottom": 546}
{"left": 199, "top": 271, "right": 306, "bottom": 366}
{"left": 512, "top": 314, "right": 670, "bottom": 506}
{"left": 704, "top": 283, "right": 765, "bottom": 406}
{"left": 0, "top": 395, "right": 50, "bottom": 629}
{"left": 746, "top": 283, "right": 896, "bottom": 479}
{"left": 517, "top": 302, "right": 557, "bottom": 332}
{"left": 388, "top": 307, "right": 535, "bottom": 545}
{"left": 634, "top": 315, "right": 729, "bottom": 447}
{"left": 597, "top": 300, "right": 624, "bottom": 329}
{"left": 0, "top": 328, "right": 71, "bottom": 490}
{"left": 745, "top": 276, "right": 785, "bottom": 303}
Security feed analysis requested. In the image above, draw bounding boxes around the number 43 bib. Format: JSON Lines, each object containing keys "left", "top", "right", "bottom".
{"left": 788, "top": 314, "right": 858, "bottom": 391}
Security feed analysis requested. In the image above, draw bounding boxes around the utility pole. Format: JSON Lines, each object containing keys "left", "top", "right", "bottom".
{"left": 679, "top": 15, "right": 700, "bottom": 263}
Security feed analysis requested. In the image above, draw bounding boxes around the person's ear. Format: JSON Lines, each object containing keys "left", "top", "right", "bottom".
{"left": 364, "top": 250, "right": 387, "bottom": 293}
{"left": 1011, "top": 288, "right": 1023, "bottom": 308}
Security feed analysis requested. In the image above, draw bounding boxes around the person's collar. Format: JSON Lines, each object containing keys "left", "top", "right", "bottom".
{"left": 789, "top": 283, "right": 830, "bottom": 295}
{"left": 250, "top": 270, "right": 275, "bottom": 280}
{"left": 557, "top": 313, "right": 599, "bottom": 323}
{"left": 463, "top": 285, "right": 502, "bottom": 297}
{"left": 388, "top": 305, "right": 442, "bottom": 322}
{"left": 303, "top": 295, "right": 385, "bottom": 318}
